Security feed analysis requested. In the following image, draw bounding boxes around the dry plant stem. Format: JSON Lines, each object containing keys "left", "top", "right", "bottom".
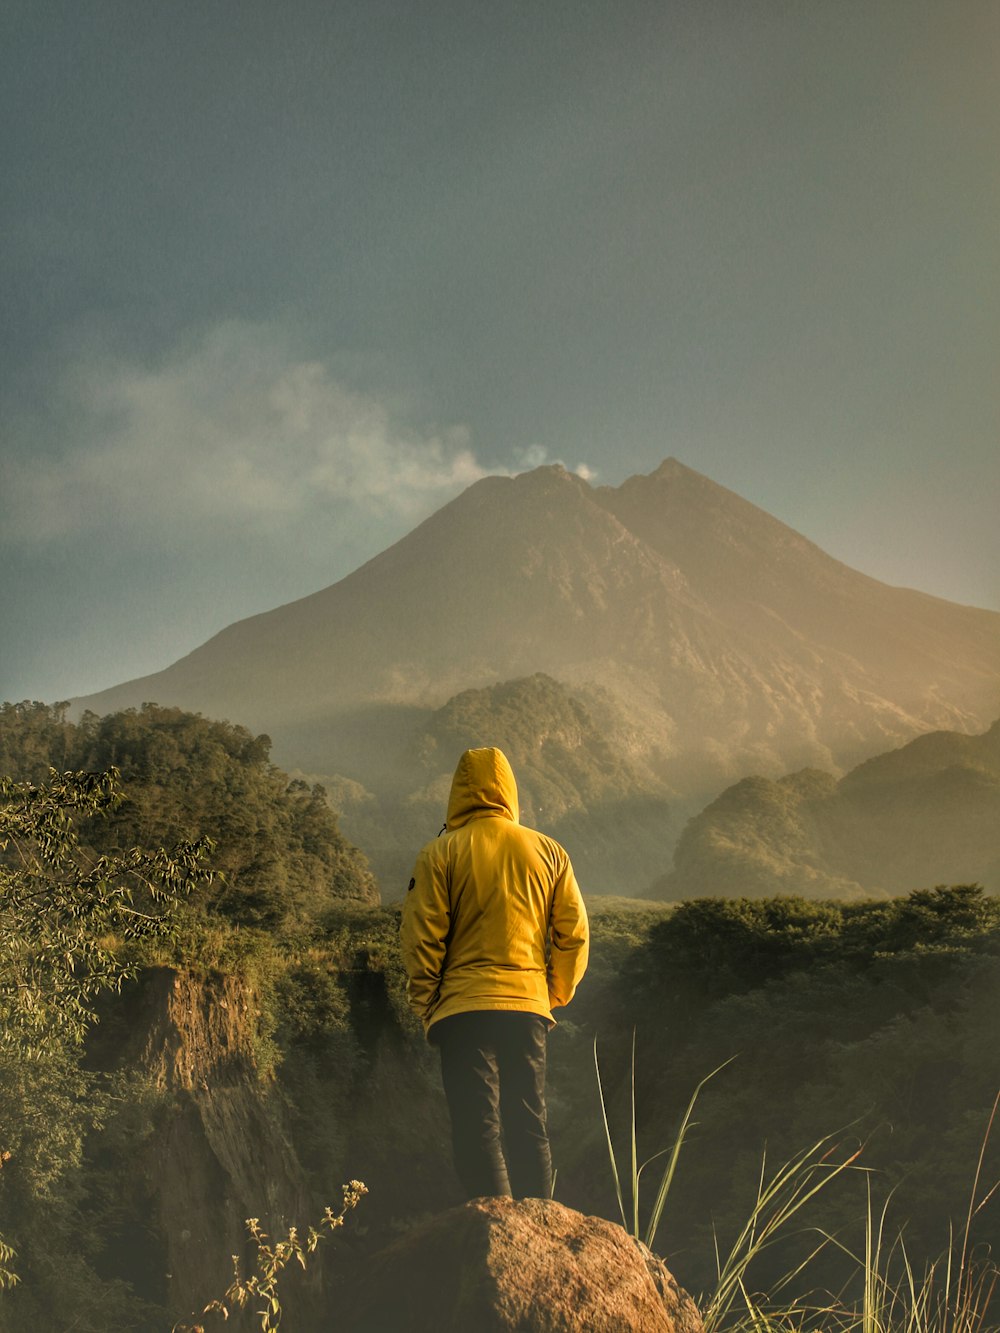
{"left": 957, "top": 1088, "right": 1000, "bottom": 1318}
{"left": 175, "top": 1180, "right": 368, "bottom": 1333}
{"left": 0, "top": 1232, "right": 18, "bottom": 1292}
{"left": 702, "top": 1134, "right": 864, "bottom": 1333}
{"left": 749, "top": 1091, "right": 1000, "bottom": 1333}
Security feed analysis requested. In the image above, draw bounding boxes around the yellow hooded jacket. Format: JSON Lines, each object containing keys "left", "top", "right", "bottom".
{"left": 400, "top": 747, "right": 590, "bottom": 1035}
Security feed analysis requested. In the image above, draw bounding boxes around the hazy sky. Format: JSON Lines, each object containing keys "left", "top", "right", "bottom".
{"left": 2, "top": 0, "right": 998, "bottom": 703}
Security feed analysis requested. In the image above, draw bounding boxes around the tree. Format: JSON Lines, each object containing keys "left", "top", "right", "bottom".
{"left": 0, "top": 767, "right": 215, "bottom": 1311}
{"left": 0, "top": 702, "right": 379, "bottom": 929}
{"left": 1, "top": 767, "right": 214, "bottom": 1054}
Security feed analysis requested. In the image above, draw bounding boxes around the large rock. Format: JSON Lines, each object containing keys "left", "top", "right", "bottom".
{"left": 339, "top": 1196, "right": 703, "bottom": 1333}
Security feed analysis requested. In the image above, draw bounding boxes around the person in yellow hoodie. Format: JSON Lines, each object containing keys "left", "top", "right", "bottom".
{"left": 400, "top": 746, "right": 589, "bottom": 1201}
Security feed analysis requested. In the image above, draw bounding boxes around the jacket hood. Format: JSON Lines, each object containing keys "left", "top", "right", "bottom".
{"left": 446, "top": 747, "right": 519, "bottom": 829}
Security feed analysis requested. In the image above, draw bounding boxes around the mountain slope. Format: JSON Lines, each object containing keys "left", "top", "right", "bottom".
{"left": 314, "top": 673, "right": 675, "bottom": 895}
{"left": 658, "top": 717, "right": 1000, "bottom": 899}
{"left": 599, "top": 459, "right": 999, "bottom": 706}
{"left": 79, "top": 466, "right": 707, "bottom": 724}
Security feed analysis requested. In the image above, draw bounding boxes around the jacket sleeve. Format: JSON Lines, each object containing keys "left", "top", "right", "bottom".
{"left": 399, "top": 845, "right": 451, "bottom": 1028}
{"left": 547, "top": 854, "right": 589, "bottom": 1009}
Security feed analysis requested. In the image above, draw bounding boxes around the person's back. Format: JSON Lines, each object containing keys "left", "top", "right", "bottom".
{"left": 400, "top": 746, "right": 589, "bottom": 1198}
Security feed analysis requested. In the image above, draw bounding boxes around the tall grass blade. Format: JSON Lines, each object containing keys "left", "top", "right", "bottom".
{"left": 593, "top": 1036, "right": 627, "bottom": 1231}
{"left": 595, "top": 1036, "right": 735, "bottom": 1252}
{"left": 631, "top": 1029, "right": 639, "bottom": 1238}
{"left": 702, "top": 1132, "right": 864, "bottom": 1333}
{"left": 643, "top": 1055, "right": 737, "bottom": 1252}
{"left": 957, "top": 1086, "right": 1000, "bottom": 1326}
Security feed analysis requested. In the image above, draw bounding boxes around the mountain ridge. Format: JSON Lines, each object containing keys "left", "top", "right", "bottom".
{"left": 659, "top": 715, "right": 1000, "bottom": 900}
{"left": 73, "top": 459, "right": 1000, "bottom": 871}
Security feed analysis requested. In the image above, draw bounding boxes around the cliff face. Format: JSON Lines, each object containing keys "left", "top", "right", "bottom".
{"left": 125, "top": 968, "right": 315, "bottom": 1327}
{"left": 110, "top": 974, "right": 707, "bottom": 1331}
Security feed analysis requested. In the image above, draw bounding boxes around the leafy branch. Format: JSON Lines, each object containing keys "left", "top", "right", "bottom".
{"left": 0, "top": 767, "right": 217, "bottom": 1055}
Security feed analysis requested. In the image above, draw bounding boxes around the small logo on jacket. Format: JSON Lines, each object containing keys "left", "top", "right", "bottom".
{"left": 407, "top": 877, "right": 415, "bottom": 892}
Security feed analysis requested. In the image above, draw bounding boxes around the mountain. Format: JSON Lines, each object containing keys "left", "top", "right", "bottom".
{"left": 310, "top": 673, "right": 675, "bottom": 895}
{"left": 74, "top": 459, "right": 1000, "bottom": 892}
{"left": 657, "top": 717, "right": 1000, "bottom": 899}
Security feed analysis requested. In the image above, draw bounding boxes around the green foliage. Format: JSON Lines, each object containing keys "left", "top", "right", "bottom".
{"left": 0, "top": 765, "right": 217, "bottom": 1326}
{"left": 0, "top": 700, "right": 77, "bottom": 778}
{"left": 628, "top": 887, "right": 1000, "bottom": 1014}
{"left": 0, "top": 767, "right": 215, "bottom": 1053}
{"left": 0, "top": 702, "right": 378, "bottom": 931}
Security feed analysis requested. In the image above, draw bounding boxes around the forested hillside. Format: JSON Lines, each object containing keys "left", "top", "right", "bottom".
{"left": 0, "top": 701, "right": 378, "bottom": 923}
{"left": 658, "top": 718, "right": 1000, "bottom": 899}
{"left": 313, "top": 673, "right": 675, "bottom": 894}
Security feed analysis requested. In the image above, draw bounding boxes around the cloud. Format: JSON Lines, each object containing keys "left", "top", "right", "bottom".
{"left": 1, "top": 322, "right": 493, "bottom": 545}
{"left": 512, "top": 443, "right": 596, "bottom": 482}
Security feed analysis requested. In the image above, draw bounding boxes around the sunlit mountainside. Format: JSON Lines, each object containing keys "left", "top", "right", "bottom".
{"left": 658, "top": 716, "right": 1000, "bottom": 899}
{"left": 75, "top": 459, "right": 1000, "bottom": 893}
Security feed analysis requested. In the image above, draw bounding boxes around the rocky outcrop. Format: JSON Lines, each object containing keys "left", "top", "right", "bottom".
{"left": 132, "top": 968, "right": 315, "bottom": 1327}
{"left": 338, "top": 1196, "right": 703, "bottom": 1333}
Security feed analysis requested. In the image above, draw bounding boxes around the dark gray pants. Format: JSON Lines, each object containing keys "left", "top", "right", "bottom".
{"left": 431, "top": 1010, "right": 552, "bottom": 1201}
